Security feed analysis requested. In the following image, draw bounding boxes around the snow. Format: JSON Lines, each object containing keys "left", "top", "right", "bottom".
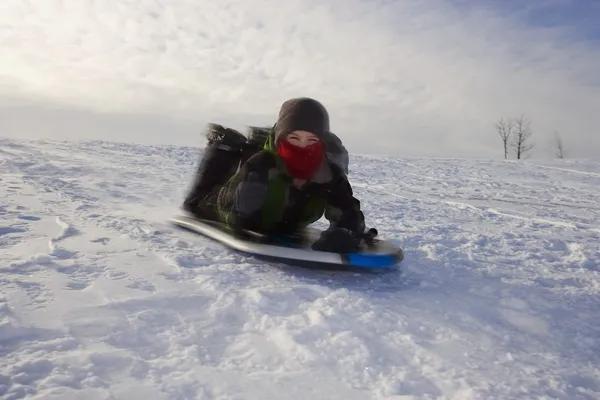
{"left": 1, "top": 137, "right": 599, "bottom": 400}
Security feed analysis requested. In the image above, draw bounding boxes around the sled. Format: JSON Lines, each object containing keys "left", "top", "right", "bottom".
{"left": 169, "top": 214, "right": 404, "bottom": 271}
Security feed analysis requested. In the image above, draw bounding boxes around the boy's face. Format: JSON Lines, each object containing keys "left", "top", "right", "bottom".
{"left": 286, "top": 130, "right": 320, "bottom": 148}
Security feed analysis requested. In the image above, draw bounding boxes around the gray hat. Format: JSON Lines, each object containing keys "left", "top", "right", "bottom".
{"left": 274, "top": 97, "right": 330, "bottom": 143}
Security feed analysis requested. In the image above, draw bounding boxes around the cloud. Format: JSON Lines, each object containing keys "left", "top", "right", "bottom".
{"left": 1, "top": 0, "right": 599, "bottom": 158}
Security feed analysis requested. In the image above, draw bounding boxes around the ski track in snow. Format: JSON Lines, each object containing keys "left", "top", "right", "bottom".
{"left": 1, "top": 138, "right": 599, "bottom": 400}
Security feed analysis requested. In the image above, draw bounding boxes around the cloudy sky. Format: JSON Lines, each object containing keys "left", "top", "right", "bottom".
{"left": 1, "top": 0, "right": 599, "bottom": 158}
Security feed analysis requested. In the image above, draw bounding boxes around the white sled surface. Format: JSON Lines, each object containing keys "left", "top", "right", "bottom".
{"left": 169, "top": 214, "right": 403, "bottom": 269}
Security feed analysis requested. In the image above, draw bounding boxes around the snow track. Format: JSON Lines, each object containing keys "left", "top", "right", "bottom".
{"left": 1, "top": 138, "right": 599, "bottom": 399}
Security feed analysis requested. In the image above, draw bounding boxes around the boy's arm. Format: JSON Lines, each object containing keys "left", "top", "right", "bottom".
{"left": 324, "top": 173, "right": 366, "bottom": 235}
{"left": 227, "top": 151, "right": 275, "bottom": 232}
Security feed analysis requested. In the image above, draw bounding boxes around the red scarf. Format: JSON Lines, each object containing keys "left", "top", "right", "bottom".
{"left": 277, "top": 139, "right": 325, "bottom": 180}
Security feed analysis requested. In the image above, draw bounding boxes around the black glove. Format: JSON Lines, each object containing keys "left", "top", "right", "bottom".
{"left": 311, "top": 227, "right": 362, "bottom": 253}
{"left": 362, "top": 228, "right": 378, "bottom": 247}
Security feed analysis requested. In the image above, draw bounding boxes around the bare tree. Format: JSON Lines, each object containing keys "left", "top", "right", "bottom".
{"left": 552, "top": 131, "right": 566, "bottom": 159}
{"left": 495, "top": 118, "right": 514, "bottom": 159}
{"left": 511, "top": 115, "right": 534, "bottom": 159}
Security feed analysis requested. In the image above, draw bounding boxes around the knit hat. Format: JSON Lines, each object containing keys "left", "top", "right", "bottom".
{"left": 274, "top": 98, "right": 330, "bottom": 144}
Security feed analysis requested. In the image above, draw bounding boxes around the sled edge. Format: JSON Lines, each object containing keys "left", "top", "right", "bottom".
{"left": 170, "top": 215, "right": 343, "bottom": 264}
{"left": 170, "top": 214, "right": 402, "bottom": 269}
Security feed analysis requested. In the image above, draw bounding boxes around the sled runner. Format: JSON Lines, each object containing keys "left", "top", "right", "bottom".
{"left": 169, "top": 214, "right": 404, "bottom": 271}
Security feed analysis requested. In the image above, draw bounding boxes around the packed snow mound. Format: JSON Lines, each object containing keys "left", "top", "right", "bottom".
{"left": 1, "top": 138, "right": 599, "bottom": 400}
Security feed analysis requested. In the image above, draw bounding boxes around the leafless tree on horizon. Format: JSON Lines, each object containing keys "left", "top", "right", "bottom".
{"left": 495, "top": 118, "right": 514, "bottom": 159}
{"left": 511, "top": 115, "right": 534, "bottom": 160}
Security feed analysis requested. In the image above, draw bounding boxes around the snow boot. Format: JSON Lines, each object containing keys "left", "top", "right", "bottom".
{"left": 183, "top": 123, "right": 248, "bottom": 221}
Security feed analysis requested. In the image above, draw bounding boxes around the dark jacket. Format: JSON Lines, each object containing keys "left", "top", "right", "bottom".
{"left": 216, "top": 134, "right": 365, "bottom": 236}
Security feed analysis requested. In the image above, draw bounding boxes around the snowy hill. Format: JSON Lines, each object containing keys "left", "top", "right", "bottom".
{"left": 1, "top": 138, "right": 599, "bottom": 400}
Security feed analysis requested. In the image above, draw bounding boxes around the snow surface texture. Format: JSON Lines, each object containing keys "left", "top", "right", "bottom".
{"left": 1, "top": 138, "right": 599, "bottom": 400}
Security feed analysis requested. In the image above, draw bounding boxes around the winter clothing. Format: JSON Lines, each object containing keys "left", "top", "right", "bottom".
{"left": 274, "top": 97, "right": 330, "bottom": 143}
{"left": 183, "top": 124, "right": 248, "bottom": 221}
{"left": 276, "top": 139, "right": 325, "bottom": 180}
{"left": 183, "top": 97, "right": 366, "bottom": 250}
{"left": 216, "top": 131, "right": 365, "bottom": 237}
{"left": 312, "top": 227, "right": 363, "bottom": 253}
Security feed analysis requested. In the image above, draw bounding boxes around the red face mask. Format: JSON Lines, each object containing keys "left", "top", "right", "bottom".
{"left": 277, "top": 138, "right": 325, "bottom": 180}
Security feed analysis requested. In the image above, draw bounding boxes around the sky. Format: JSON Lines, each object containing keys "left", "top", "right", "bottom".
{"left": 1, "top": 0, "right": 599, "bottom": 158}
